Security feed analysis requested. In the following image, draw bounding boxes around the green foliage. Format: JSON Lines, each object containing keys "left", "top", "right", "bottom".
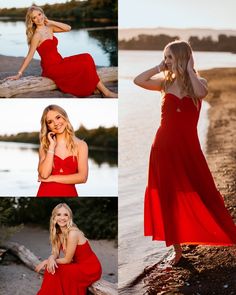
{"left": 0, "top": 198, "right": 117, "bottom": 240}
{"left": 0, "top": 125, "right": 118, "bottom": 152}
{"left": 0, "top": 0, "right": 118, "bottom": 25}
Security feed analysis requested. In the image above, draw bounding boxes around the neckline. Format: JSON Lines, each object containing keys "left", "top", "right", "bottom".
{"left": 165, "top": 92, "right": 190, "bottom": 101}
{"left": 54, "top": 154, "right": 74, "bottom": 161}
{"left": 37, "top": 35, "right": 55, "bottom": 49}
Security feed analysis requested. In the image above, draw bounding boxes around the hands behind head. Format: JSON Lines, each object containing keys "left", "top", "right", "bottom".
{"left": 187, "top": 54, "right": 194, "bottom": 72}
{"left": 157, "top": 60, "right": 166, "bottom": 72}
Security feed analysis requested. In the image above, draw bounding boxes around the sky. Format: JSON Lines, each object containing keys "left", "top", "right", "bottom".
{"left": 119, "top": 0, "right": 236, "bottom": 30}
{"left": 0, "top": 0, "right": 68, "bottom": 8}
{"left": 0, "top": 99, "right": 118, "bottom": 135}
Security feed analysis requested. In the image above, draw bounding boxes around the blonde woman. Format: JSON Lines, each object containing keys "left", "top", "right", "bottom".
{"left": 134, "top": 40, "right": 236, "bottom": 265}
{"left": 35, "top": 203, "right": 102, "bottom": 294}
{"left": 7, "top": 5, "right": 117, "bottom": 98}
{"left": 37, "top": 104, "right": 88, "bottom": 197}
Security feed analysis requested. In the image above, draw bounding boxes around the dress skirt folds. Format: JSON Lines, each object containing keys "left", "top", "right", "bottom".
{"left": 37, "top": 36, "right": 100, "bottom": 97}
{"left": 144, "top": 93, "right": 236, "bottom": 246}
{"left": 37, "top": 241, "right": 102, "bottom": 295}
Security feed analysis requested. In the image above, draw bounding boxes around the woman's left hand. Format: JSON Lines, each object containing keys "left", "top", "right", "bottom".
{"left": 35, "top": 260, "right": 47, "bottom": 273}
{"left": 38, "top": 175, "right": 54, "bottom": 182}
{"left": 187, "top": 54, "right": 194, "bottom": 73}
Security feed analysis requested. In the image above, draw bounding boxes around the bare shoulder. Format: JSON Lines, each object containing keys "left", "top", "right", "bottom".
{"left": 75, "top": 137, "right": 88, "bottom": 151}
{"left": 68, "top": 227, "right": 86, "bottom": 243}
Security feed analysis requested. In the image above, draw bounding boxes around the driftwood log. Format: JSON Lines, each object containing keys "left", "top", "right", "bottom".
{"left": 0, "top": 67, "right": 118, "bottom": 98}
{"left": 1, "top": 241, "right": 117, "bottom": 295}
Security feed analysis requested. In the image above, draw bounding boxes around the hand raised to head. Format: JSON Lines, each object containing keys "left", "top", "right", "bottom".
{"left": 187, "top": 54, "right": 194, "bottom": 72}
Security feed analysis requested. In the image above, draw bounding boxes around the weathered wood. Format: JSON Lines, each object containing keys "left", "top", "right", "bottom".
{"left": 1, "top": 241, "right": 117, "bottom": 295}
{"left": 0, "top": 67, "right": 118, "bottom": 98}
{"left": 89, "top": 279, "right": 117, "bottom": 295}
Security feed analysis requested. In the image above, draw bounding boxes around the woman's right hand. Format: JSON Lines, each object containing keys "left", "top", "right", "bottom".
{"left": 47, "top": 132, "right": 57, "bottom": 149}
{"left": 6, "top": 73, "right": 21, "bottom": 80}
{"left": 47, "top": 255, "right": 58, "bottom": 274}
{"left": 35, "top": 259, "right": 47, "bottom": 273}
{"left": 157, "top": 60, "right": 166, "bottom": 72}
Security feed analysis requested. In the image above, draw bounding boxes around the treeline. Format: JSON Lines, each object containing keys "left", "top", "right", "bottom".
{"left": 0, "top": 0, "right": 117, "bottom": 26}
{"left": 0, "top": 125, "right": 118, "bottom": 152}
{"left": 0, "top": 197, "right": 117, "bottom": 240}
{"left": 119, "top": 34, "right": 236, "bottom": 53}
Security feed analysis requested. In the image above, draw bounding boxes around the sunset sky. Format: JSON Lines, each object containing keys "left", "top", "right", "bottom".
{"left": 0, "top": 100, "right": 118, "bottom": 135}
{"left": 119, "top": 0, "right": 236, "bottom": 30}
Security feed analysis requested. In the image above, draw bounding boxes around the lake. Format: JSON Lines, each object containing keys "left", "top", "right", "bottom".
{"left": 0, "top": 20, "right": 117, "bottom": 66}
{"left": 0, "top": 141, "right": 117, "bottom": 196}
{"left": 118, "top": 50, "right": 236, "bottom": 292}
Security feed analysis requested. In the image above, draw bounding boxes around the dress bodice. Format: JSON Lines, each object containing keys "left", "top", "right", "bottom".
{"left": 72, "top": 241, "right": 96, "bottom": 263}
{"left": 37, "top": 36, "right": 63, "bottom": 69}
{"left": 52, "top": 155, "right": 78, "bottom": 176}
{"left": 160, "top": 93, "right": 201, "bottom": 132}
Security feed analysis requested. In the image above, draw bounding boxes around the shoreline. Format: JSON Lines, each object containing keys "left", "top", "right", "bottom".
{"left": 140, "top": 67, "right": 236, "bottom": 294}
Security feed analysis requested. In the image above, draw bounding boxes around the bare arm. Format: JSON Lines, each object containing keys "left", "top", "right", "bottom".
{"left": 38, "top": 132, "right": 57, "bottom": 179}
{"left": 187, "top": 54, "right": 208, "bottom": 98}
{"left": 133, "top": 60, "right": 166, "bottom": 91}
{"left": 39, "top": 140, "right": 88, "bottom": 184}
{"left": 46, "top": 19, "right": 71, "bottom": 33}
{"left": 7, "top": 33, "right": 40, "bottom": 80}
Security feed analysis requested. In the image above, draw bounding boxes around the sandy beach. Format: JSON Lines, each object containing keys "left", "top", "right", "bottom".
{"left": 140, "top": 67, "right": 236, "bottom": 294}
{"left": 0, "top": 55, "right": 117, "bottom": 98}
{"left": 0, "top": 226, "right": 117, "bottom": 295}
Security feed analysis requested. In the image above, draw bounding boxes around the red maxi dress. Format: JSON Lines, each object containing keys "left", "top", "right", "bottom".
{"left": 37, "top": 36, "right": 100, "bottom": 97}
{"left": 37, "top": 241, "right": 102, "bottom": 295}
{"left": 144, "top": 93, "right": 236, "bottom": 247}
{"left": 37, "top": 155, "right": 78, "bottom": 197}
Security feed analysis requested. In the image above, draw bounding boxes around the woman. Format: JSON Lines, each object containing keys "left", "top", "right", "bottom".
{"left": 35, "top": 203, "right": 102, "bottom": 294}
{"left": 37, "top": 104, "right": 88, "bottom": 197}
{"left": 134, "top": 40, "right": 236, "bottom": 265}
{"left": 7, "top": 5, "right": 117, "bottom": 98}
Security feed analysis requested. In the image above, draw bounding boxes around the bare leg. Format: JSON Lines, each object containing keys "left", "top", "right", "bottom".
{"left": 169, "top": 244, "right": 182, "bottom": 266}
{"left": 96, "top": 81, "right": 117, "bottom": 98}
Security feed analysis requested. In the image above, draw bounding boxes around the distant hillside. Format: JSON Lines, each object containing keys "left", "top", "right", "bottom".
{"left": 119, "top": 32, "right": 236, "bottom": 53}
{"left": 119, "top": 27, "right": 236, "bottom": 41}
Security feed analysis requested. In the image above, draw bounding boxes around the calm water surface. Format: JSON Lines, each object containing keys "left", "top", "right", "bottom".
{"left": 118, "top": 50, "right": 235, "bottom": 292}
{"left": 0, "top": 21, "right": 117, "bottom": 66}
{"left": 0, "top": 141, "right": 117, "bottom": 196}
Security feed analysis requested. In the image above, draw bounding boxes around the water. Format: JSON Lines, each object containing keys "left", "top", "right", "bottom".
{"left": 0, "top": 141, "right": 117, "bottom": 196}
{"left": 0, "top": 21, "right": 117, "bottom": 66}
{"left": 118, "top": 50, "right": 235, "bottom": 292}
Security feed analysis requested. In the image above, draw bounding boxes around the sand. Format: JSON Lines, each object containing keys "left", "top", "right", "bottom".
{"left": 0, "top": 226, "right": 117, "bottom": 295}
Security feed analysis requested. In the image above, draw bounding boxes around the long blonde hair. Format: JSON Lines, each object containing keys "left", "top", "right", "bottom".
{"left": 163, "top": 40, "right": 200, "bottom": 108}
{"left": 40, "top": 104, "right": 77, "bottom": 155}
{"left": 25, "top": 5, "right": 46, "bottom": 45}
{"left": 49, "top": 203, "right": 78, "bottom": 256}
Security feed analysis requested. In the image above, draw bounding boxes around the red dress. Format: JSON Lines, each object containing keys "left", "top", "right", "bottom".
{"left": 37, "top": 241, "right": 102, "bottom": 295}
{"left": 37, "top": 36, "right": 100, "bottom": 97}
{"left": 144, "top": 93, "right": 236, "bottom": 247}
{"left": 37, "top": 155, "right": 78, "bottom": 197}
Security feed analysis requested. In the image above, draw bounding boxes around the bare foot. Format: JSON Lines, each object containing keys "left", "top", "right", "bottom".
{"left": 102, "top": 89, "right": 118, "bottom": 98}
{"left": 169, "top": 244, "right": 182, "bottom": 266}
